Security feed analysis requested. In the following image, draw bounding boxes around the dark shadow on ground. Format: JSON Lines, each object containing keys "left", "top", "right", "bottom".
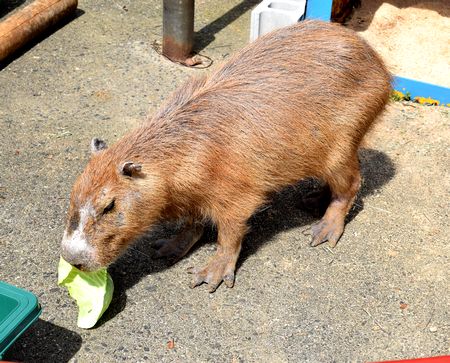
{"left": 239, "top": 148, "right": 396, "bottom": 265}
{"left": 0, "top": 0, "right": 27, "bottom": 19}
{"left": 105, "top": 148, "right": 395, "bottom": 320}
{"left": 0, "top": 8, "right": 84, "bottom": 70}
{"left": 345, "top": 0, "right": 449, "bottom": 31}
{"left": 4, "top": 319, "right": 82, "bottom": 362}
{"left": 194, "top": 0, "right": 260, "bottom": 53}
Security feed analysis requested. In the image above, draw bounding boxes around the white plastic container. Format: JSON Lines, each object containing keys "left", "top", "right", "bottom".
{"left": 250, "top": 0, "right": 307, "bottom": 42}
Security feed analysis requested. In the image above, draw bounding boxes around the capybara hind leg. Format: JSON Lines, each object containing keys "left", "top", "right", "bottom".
{"left": 153, "top": 221, "right": 204, "bottom": 263}
{"left": 310, "top": 160, "right": 361, "bottom": 247}
{"left": 188, "top": 221, "right": 247, "bottom": 293}
{"left": 299, "top": 183, "right": 332, "bottom": 217}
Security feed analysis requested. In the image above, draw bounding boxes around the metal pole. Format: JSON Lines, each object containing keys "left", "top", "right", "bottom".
{"left": 162, "top": 0, "right": 194, "bottom": 63}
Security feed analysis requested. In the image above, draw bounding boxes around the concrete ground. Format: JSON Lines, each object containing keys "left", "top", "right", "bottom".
{"left": 0, "top": 0, "right": 449, "bottom": 362}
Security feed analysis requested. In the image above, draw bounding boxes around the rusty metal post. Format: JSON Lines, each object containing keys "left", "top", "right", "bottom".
{"left": 162, "top": 0, "right": 194, "bottom": 63}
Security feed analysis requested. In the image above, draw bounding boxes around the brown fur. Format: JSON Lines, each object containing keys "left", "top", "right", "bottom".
{"left": 62, "top": 20, "right": 391, "bottom": 290}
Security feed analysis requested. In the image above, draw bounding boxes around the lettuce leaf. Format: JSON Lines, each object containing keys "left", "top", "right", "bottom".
{"left": 58, "top": 257, "right": 114, "bottom": 329}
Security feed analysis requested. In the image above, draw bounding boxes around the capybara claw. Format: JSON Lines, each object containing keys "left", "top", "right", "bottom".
{"left": 187, "top": 255, "right": 237, "bottom": 292}
{"left": 208, "top": 281, "right": 221, "bottom": 293}
{"left": 310, "top": 219, "right": 344, "bottom": 248}
{"left": 188, "top": 267, "right": 209, "bottom": 288}
{"left": 223, "top": 273, "right": 235, "bottom": 288}
{"left": 327, "top": 238, "right": 339, "bottom": 248}
{"left": 186, "top": 266, "right": 198, "bottom": 274}
{"left": 190, "top": 274, "right": 205, "bottom": 289}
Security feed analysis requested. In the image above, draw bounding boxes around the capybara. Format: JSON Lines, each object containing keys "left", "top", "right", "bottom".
{"left": 61, "top": 20, "right": 391, "bottom": 292}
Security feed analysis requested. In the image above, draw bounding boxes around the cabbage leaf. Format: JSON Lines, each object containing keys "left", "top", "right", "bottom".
{"left": 58, "top": 257, "right": 114, "bottom": 329}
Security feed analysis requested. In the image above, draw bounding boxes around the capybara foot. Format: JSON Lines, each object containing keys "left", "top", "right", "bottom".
{"left": 310, "top": 218, "right": 344, "bottom": 248}
{"left": 152, "top": 238, "right": 186, "bottom": 263}
{"left": 152, "top": 223, "right": 204, "bottom": 263}
{"left": 188, "top": 254, "right": 237, "bottom": 293}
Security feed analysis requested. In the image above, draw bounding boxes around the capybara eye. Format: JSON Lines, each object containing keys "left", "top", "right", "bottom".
{"left": 102, "top": 199, "right": 115, "bottom": 215}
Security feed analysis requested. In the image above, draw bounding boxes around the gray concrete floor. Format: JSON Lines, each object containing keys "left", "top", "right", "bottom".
{"left": 1, "top": 0, "right": 449, "bottom": 362}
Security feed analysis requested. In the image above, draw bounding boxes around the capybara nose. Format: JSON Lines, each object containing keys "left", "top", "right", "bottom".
{"left": 61, "top": 251, "right": 90, "bottom": 271}
{"left": 61, "top": 240, "right": 99, "bottom": 272}
{"left": 61, "top": 254, "right": 78, "bottom": 267}
{"left": 61, "top": 245, "right": 85, "bottom": 269}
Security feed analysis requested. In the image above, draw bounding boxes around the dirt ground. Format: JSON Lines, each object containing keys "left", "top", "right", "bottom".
{"left": 346, "top": 0, "right": 450, "bottom": 87}
{"left": 0, "top": 0, "right": 449, "bottom": 362}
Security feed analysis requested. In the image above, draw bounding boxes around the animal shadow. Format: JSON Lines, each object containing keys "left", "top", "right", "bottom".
{"left": 4, "top": 319, "right": 82, "bottom": 363}
{"left": 0, "top": 0, "right": 27, "bottom": 19}
{"left": 239, "top": 148, "right": 396, "bottom": 263}
{"left": 194, "top": 0, "right": 260, "bottom": 52}
{"left": 105, "top": 148, "right": 395, "bottom": 320}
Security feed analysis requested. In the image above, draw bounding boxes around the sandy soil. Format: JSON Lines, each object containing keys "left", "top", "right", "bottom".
{"left": 347, "top": 1, "right": 450, "bottom": 87}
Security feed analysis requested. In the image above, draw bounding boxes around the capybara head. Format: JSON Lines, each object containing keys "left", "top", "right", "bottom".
{"left": 60, "top": 138, "right": 165, "bottom": 271}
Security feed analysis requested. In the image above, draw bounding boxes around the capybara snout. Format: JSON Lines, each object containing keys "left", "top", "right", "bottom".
{"left": 61, "top": 20, "right": 391, "bottom": 290}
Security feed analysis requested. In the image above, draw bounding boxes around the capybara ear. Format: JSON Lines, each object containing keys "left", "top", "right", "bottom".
{"left": 91, "top": 138, "right": 108, "bottom": 153}
{"left": 121, "top": 161, "right": 142, "bottom": 177}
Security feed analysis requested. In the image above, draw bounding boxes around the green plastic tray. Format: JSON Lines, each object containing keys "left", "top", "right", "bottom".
{"left": 0, "top": 281, "right": 41, "bottom": 359}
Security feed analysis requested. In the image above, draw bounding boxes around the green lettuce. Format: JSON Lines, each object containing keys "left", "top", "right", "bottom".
{"left": 58, "top": 257, "right": 114, "bottom": 329}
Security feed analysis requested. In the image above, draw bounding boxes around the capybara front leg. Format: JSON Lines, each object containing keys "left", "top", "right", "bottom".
{"left": 188, "top": 221, "right": 246, "bottom": 293}
{"left": 153, "top": 221, "right": 204, "bottom": 263}
{"left": 310, "top": 164, "right": 361, "bottom": 248}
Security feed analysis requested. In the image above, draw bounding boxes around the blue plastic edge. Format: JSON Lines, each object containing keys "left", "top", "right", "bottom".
{"left": 393, "top": 76, "right": 450, "bottom": 106}
{"left": 0, "top": 282, "right": 42, "bottom": 360}
{"left": 305, "top": 0, "right": 333, "bottom": 21}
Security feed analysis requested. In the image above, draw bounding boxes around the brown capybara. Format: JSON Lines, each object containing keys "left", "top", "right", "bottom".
{"left": 61, "top": 20, "right": 391, "bottom": 292}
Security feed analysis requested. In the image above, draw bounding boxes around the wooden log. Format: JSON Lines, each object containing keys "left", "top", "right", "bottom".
{"left": 0, "top": 0, "right": 78, "bottom": 62}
